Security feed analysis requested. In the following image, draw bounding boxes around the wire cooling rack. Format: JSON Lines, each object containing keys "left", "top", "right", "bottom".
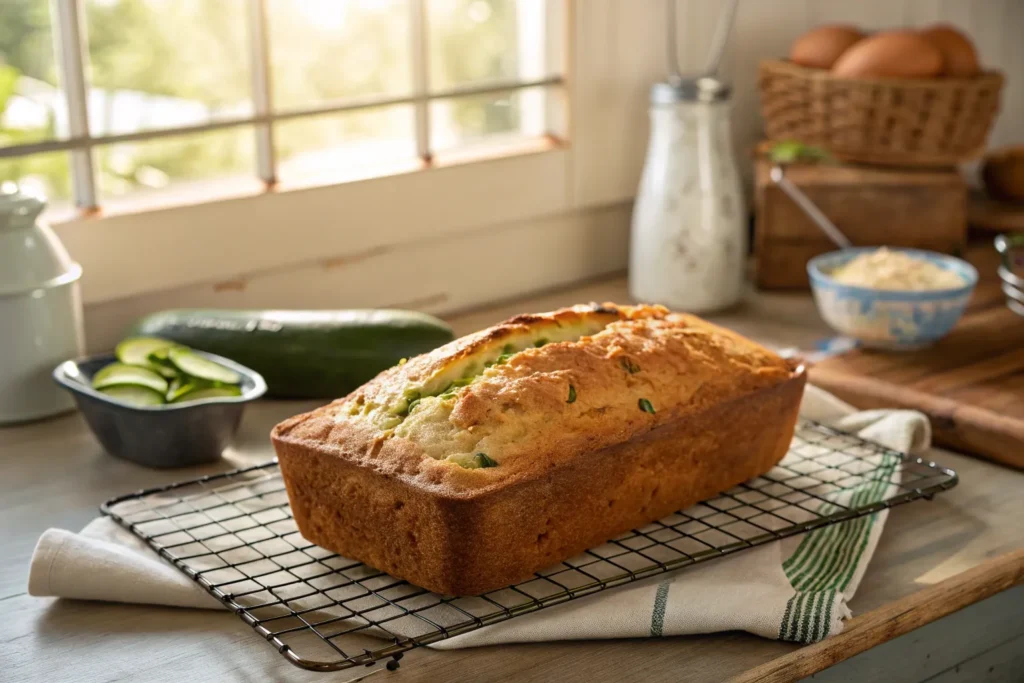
{"left": 101, "top": 420, "right": 957, "bottom": 674}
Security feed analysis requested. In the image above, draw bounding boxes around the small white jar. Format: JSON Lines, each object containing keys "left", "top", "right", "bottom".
{"left": 629, "top": 77, "right": 746, "bottom": 312}
{"left": 0, "top": 185, "right": 85, "bottom": 424}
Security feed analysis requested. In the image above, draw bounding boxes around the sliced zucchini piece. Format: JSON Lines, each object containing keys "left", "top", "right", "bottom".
{"left": 171, "top": 386, "right": 243, "bottom": 403}
{"left": 98, "top": 384, "right": 166, "bottom": 407}
{"left": 168, "top": 347, "right": 241, "bottom": 385}
{"left": 144, "top": 351, "right": 182, "bottom": 379}
{"left": 116, "top": 337, "right": 178, "bottom": 367}
{"left": 145, "top": 362, "right": 180, "bottom": 379}
{"left": 92, "top": 363, "right": 169, "bottom": 394}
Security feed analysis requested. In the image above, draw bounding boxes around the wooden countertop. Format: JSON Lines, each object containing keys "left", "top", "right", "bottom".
{"left": 4, "top": 278, "right": 1023, "bottom": 682}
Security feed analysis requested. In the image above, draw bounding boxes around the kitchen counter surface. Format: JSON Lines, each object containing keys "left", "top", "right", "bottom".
{"left": 4, "top": 278, "right": 1023, "bottom": 682}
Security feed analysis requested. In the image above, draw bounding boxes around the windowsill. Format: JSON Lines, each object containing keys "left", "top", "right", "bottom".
{"left": 428, "top": 135, "right": 564, "bottom": 168}
{"left": 52, "top": 135, "right": 566, "bottom": 225}
{"left": 55, "top": 139, "right": 574, "bottom": 306}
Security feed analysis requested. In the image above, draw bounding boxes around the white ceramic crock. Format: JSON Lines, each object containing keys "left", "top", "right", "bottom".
{"left": 0, "top": 184, "right": 85, "bottom": 424}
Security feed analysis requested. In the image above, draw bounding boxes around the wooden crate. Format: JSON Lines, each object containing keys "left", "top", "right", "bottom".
{"left": 754, "top": 158, "right": 967, "bottom": 290}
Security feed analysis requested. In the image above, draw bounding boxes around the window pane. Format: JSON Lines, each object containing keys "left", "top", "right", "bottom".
{"left": 96, "top": 127, "right": 257, "bottom": 208}
{"left": 268, "top": 0, "right": 410, "bottom": 110}
{"left": 275, "top": 106, "right": 417, "bottom": 186}
{"left": 429, "top": 0, "right": 548, "bottom": 90}
{"left": 430, "top": 86, "right": 547, "bottom": 154}
{"left": 0, "top": 151, "right": 74, "bottom": 219}
{"left": 85, "top": 0, "right": 251, "bottom": 136}
{"left": 0, "top": 0, "right": 65, "bottom": 144}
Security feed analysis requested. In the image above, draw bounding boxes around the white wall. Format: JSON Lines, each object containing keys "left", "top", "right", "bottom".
{"left": 80, "top": 0, "right": 1024, "bottom": 351}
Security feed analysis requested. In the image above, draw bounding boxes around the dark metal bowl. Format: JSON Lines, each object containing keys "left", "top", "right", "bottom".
{"left": 53, "top": 351, "right": 267, "bottom": 469}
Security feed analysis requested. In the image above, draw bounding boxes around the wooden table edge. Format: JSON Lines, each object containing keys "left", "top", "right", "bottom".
{"left": 731, "top": 548, "right": 1024, "bottom": 683}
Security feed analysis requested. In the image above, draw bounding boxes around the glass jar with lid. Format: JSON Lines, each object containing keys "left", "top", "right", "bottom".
{"left": 629, "top": 76, "right": 746, "bottom": 312}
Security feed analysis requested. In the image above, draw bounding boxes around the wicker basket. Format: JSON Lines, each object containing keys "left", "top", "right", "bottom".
{"left": 758, "top": 59, "right": 1004, "bottom": 167}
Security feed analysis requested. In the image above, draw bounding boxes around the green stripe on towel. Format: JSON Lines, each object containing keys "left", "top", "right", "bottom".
{"left": 809, "top": 588, "right": 832, "bottom": 641}
{"left": 650, "top": 580, "right": 671, "bottom": 637}
{"left": 779, "top": 450, "right": 900, "bottom": 642}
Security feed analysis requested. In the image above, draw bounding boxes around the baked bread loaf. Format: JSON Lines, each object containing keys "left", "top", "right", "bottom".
{"left": 272, "top": 303, "right": 806, "bottom": 596}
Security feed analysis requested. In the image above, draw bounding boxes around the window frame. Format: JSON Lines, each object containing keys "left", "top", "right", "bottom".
{"left": 1, "top": 0, "right": 567, "bottom": 210}
{"left": 12, "top": 0, "right": 649, "bottom": 311}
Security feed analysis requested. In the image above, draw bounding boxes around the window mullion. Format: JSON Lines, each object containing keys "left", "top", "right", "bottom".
{"left": 545, "top": 0, "right": 568, "bottom": 139}
{"left": 247, "top": 0, "right": 276, "bottom": 185}
{"left": 516, "top": 0, "right": 546, "bottom": 139}
{"left": 409, "top": 0, "right": 431, "bottom": 162}
{"left": 51, "top": 0, "right": 97, "bottom": 210}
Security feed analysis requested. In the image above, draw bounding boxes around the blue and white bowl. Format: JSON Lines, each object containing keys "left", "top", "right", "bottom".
{"left": 807, "top": 248, "right": 978, "bottom": 350}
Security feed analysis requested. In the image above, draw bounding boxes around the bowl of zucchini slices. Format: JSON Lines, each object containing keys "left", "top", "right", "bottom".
{"left": 53, "top": 337, "right": 266, "bottom": 468}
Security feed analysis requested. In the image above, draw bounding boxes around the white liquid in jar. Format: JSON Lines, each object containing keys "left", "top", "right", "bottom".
{"left": 629, "top": 97, "right": 746, "bottom": 313}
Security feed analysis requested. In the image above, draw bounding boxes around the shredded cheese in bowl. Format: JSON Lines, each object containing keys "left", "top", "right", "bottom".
{"left": 830, "top": 248, "right": 966, "bottom": 291}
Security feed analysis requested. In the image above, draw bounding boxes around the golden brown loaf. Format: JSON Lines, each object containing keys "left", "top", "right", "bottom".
{"left": 272, "top": 303, "right": 806, "bottom": 595}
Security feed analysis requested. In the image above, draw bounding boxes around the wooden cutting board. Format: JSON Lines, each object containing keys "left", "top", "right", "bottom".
{"left": 968, "top": 190, "right": 1024, "bottom": 235}
{"left": 809, "top": 244, "right": 1024, "bottom": 470}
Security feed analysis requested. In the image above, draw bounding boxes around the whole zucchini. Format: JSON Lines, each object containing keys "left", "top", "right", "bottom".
{"left": 127, "top": 309, "right": 455, "bottom": 399}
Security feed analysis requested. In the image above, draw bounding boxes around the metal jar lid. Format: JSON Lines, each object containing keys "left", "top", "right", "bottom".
{"left": 651, "top": 76, "right": 731, "bottom": 104}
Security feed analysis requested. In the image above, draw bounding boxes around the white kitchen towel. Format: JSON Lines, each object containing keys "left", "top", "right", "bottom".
{"left": 28, "top": 385, "right": 930, "bottom": 646}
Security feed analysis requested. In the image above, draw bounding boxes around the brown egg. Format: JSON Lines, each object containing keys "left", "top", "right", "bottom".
{"left": 832, "top": 31, "right": 944, "bottom": 78}
{"left": 982, "top": 145, "right": 1024, "bottom": 203}
{"left": 919, "top": 24, "right": 980, "bottom": 77}
{"left": 789, "top": 25, "right": 865, "bottom": 69}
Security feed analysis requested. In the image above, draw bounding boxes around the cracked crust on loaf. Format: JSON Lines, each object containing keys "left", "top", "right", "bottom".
{"left": 273, "top": 303, "right": 793, "bottom": 496}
